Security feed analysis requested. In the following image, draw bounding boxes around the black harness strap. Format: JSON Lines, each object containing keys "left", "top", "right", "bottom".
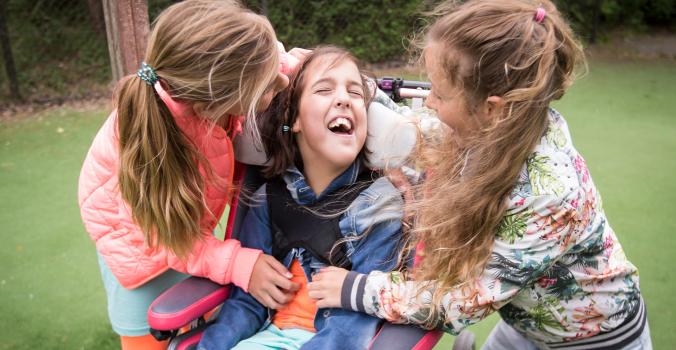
{"left": 267, "top": 170, "right": 376, "bottom": 269}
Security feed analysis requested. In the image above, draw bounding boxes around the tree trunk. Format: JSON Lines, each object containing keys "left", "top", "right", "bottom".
{"left": 86, "top": 0, "right": 107, "bottom": 39}
{"left": 0, "top": 0, "right": 22, "bottom": 101}
{"left": 102, "top": 0, "right": 149, "bottom": 83}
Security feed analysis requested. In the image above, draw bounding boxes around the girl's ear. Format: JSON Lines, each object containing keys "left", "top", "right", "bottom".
{"left": 292, "top": 117, "right": 301, "bottom": 133}
{"left": 481, "top": 95, "right": 505, "bottom": 123}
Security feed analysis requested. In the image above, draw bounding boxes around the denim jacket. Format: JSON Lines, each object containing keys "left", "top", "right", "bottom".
{"left": 199, "top": 160, "right": 404, "bottom": 350}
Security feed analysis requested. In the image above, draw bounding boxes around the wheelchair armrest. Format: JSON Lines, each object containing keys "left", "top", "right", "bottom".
{"left": 148, "top": 276, "right": 230, "bottom": 331}
{"left": 368, "top": 323, "right": 443, "bottom": 350}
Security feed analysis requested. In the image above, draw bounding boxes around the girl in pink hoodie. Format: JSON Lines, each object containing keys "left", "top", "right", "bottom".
{"left": 78, "top": 1, "right": 302, "bottom": 349}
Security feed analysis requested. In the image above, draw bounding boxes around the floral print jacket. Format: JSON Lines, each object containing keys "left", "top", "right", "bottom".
{"left": 341, "top": 108, "right": 644, "bottom": 349}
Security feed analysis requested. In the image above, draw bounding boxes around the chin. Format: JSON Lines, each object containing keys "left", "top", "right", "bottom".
{"left": 329, "top": 152, "right": 360, "bottom": 169}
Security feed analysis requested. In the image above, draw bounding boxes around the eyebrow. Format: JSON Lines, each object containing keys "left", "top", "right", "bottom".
{"left": 312, "top": 77, "right": 363, "bottom": 88}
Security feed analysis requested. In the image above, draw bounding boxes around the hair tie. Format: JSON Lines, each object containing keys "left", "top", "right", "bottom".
{"left": 137, "top": 62, "right": 159, "bottom": 85}
{"left": 534, "top": 7, "right": 546, "bottom": 24}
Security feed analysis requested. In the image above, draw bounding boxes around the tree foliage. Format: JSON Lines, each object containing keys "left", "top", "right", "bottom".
{"left": 555, "top": 0, "right": 676, "bottom": 42}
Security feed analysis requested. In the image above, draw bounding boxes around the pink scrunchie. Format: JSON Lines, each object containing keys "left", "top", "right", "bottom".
{"left": 534, "top": 7, "right": 546, "bottom": 23}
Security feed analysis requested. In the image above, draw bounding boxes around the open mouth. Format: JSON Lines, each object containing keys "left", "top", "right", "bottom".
{"left": 327, "top": 117, "right": 354, "bottom": 135}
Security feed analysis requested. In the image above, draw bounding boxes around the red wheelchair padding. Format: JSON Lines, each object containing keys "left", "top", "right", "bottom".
{"left": 168, "top": 329, "right": 202, "bottom": 350}
{"left": 368, "top": 322, "right": 443, "bottom": 350}
{"left": 148, "top": 277, "right": 230, "bottom": 331}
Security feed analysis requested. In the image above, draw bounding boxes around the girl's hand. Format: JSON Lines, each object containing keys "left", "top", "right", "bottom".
{"left": 385, "top": 168, "right": 414, "bottom": 203}
{"left": 307, "top": 266, "right": 349, "bottom": 308}
{"left": 249, "top": 254, "right": 300, "bottom": 309}
{"left": 287, "top": 47, "right": 311, "bottom": 67}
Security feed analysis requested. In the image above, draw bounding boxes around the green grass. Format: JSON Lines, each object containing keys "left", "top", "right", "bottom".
{"left": 1, "top": 60, "right": 675, "bottom": 349}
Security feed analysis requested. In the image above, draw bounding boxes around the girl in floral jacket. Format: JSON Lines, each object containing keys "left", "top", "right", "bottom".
{"left": 308, "top": 1, "right": 650, "bottom": 349}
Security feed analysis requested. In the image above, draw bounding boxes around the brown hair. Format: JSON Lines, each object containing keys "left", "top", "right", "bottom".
{"left": 116, "top": 0, "right": 279, "bottom": 258}
{"left": 405, "top": 0, "right": 585, "bottom": 320}
{"left": 259, "top": 46, "right": 373, "bottom": 178}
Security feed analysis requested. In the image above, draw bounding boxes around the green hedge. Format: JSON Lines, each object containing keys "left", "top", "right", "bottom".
{"left": 247, "top": 0, "right": 675, "bottom": 59}
{"left": 246, "top": 0, "right": 425, "bottom": 63}
{"left": 555, "top": 0, "right": 676, "bottom": 42}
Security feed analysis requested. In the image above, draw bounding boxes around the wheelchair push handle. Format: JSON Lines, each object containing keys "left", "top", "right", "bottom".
{"left": 376, "top": 77, "right": 431, "bottom": 102}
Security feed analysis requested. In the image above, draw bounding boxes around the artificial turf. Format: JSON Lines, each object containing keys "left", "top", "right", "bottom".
{"left": 1, "top": 59, "right": 674, "bottom": 349}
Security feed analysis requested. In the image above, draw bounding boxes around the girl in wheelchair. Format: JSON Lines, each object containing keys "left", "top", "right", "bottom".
{"left": 198, "top": 46, "right": 406, "bottom": 350}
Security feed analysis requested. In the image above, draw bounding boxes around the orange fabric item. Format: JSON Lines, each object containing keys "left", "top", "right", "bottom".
{"left": 120, "top": 334, "right": 167, "bottom": 350}
{"left": 272, "top": 260, "right": 318, "bottom": 333}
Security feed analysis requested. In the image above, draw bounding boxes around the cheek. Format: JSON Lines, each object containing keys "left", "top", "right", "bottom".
{"left": 424, "top": 95, "right": 438, "bottom": 111}
{"left": 355, "top": 107, "right": 368, "bottom": 143}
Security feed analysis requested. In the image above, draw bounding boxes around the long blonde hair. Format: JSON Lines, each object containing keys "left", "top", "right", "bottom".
{"left": 405, "top": 0, "right": 584, "bottom": 318}
{"left": 116, "top": 0, "right": 279, "bottom": 258}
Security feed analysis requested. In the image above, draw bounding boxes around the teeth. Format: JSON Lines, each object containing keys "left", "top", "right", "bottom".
{"left": 328, "top": 117, "right": 352, "bottom": 130}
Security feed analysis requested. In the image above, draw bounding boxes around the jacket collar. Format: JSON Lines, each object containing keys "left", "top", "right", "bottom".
{"left": 282, "top": 160, "right": 364, "bottom": 205}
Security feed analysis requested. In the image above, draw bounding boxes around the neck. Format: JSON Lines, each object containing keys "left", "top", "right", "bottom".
{"left": 300, "top": 155, "right": 350, "bottom": 196}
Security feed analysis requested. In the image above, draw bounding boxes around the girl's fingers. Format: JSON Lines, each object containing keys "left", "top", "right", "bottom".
{"left": 288, "top": 47, "right": 311, "bottom": 59}
{"left": 267, "top": 285, "right": 289, "bottom": 305}
{"left": 307, "top": 289, "right": 322, "bottom": 300}
{"left": 267, "top": 256, "right": 293, "bottom": 278}
{"left": 272, "top": 274, "right": 300, "bottom": 292}
{"left": 264, "top": 295, "right": 280, "bottom": 310}
{"left": 316, "top": 299, "right": 330, "bottom": 309}
{"left": 311, "top": 272, "right": 323, "bottom": 282}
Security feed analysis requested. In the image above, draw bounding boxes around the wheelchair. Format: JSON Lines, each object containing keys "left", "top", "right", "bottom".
{"left": 146, "top": 79, "right": 476, "bottom": 350}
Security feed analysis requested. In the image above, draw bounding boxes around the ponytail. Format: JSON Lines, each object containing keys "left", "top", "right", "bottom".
{"left": 117, "top": 76, "right": 204, "bottom": 258}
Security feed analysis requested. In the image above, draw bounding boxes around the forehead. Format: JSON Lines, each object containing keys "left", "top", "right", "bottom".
{"left": 304, "top": 55, "right": 361, "bottom": 83}
{"left": 423, "top": 43, "right": 466, "bottom": 88}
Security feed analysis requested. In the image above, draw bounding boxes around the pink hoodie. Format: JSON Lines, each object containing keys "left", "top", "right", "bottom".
{"left": 79, "top": 46, "right": 301, "bottom": 290}
{"left": 78, "top": 111, "right": 261, "bottom": 290}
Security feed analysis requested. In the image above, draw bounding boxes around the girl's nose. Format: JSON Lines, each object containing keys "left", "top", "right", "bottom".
{"left": 336, "top": 100, "right": 350, "bottom": 108}
{"left": 335, "top": 91, "right": 350, "bottom": 108}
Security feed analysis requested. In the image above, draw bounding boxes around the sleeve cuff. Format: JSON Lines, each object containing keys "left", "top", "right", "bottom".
{"left": 230, "top": 247, "right": 262, "bottom": 292}
{"left": 341, "top": 271, "right": 368, "bottom": 312}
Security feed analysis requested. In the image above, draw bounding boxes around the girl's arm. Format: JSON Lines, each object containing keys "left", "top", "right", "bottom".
{"left": 198, "top": 186, "right": 277, "bottom": 349}
{"left": 312, "top": 187, "right": 589, "bottom": 335}
{"left": 167, "top": 234, "right": 261, "bottom": 291}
